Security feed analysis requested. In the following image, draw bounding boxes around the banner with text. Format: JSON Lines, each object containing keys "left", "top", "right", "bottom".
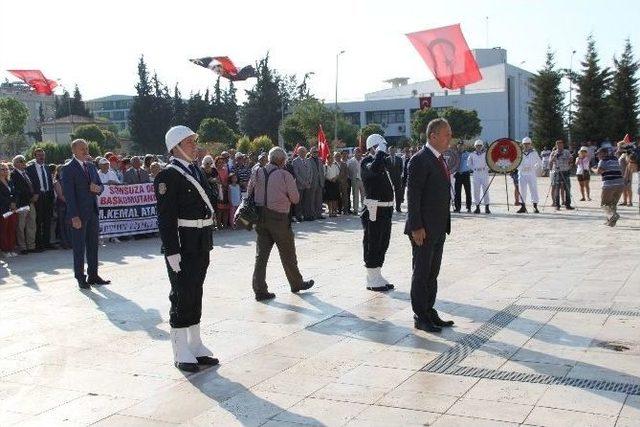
{"left": 98, "top": 184, "right": 158, "bottom": 237}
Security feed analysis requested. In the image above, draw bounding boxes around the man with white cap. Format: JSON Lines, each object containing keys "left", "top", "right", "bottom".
{"left": 360, "top": 134, "right": 395, "bottom": 292}
{"left": 517, "top": 137, "right": 542, "bottom": 213}
{"left": 154, "top": 125, "right": 218, "bottom": 373}
{"left": 467, "top": 139, "right": 491, "bottom": 214}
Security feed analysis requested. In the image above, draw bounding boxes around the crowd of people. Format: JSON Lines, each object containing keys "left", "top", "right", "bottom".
{"left": 0, "top": 134, "right": 639, "bottom": 259}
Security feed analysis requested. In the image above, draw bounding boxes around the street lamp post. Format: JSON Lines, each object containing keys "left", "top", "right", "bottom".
{"left": 334, "top": 50, "right": 345, "bottom": 143}
{"left": 568, "top": 49, "right": 576, "bottom": 146}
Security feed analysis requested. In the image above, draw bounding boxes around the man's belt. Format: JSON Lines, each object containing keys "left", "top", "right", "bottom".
{"left": 363, "top": 199, "right": 394, "bottom": 222}
{"left": 177, "top": 218, "right": 213, "bottom": 228}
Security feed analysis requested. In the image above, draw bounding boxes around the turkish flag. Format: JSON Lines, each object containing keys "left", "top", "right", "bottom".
{"left": 406, "top": 24, "right": 482, "bottom": 89}
{"left": 8, "top": 70, "right": 57, "bottom": 95}
{"left": 317, "top": 125, "right": 330, "bottom": 162}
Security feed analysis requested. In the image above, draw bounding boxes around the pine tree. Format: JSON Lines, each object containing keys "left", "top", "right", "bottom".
{"left": 222, "top": 81, "right": 239, "bottom": 132}
{"left": 129, "top": 55, "right": 156, "bottom": 152}
{"left": 55, "top": 90, "right": 71, "bottom": 118}
{"left": 184, "top": 92, "right": 209, "bottom": 131}
{"left": 607, "top": 38, "right": 639, "bottom": 140}
{"left": 70, "top": 85, "right": 91, "bottom": 117}
{"left": 171, "top": 84, "right": 186, "bottom": 126}
{"left": 239, "top": 54, "right": 283, "bottom": 142}
{"left": 572, "top": 35, "right": 611, "bottom": 144}
{"left": 529, "top": 47, "right": 565, "bottom": 150}
{"left": 149, "top": 73, "right": 173, "bottom": 153}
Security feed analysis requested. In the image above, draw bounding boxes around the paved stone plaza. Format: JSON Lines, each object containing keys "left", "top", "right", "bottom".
{"left": 1, "top": 177, "right": 639, "bottom": 426}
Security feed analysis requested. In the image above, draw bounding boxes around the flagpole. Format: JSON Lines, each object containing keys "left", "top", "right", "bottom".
{"left": 334, "top": 50, "right": 345, "bottom": 145}
{"left": 485, "top": 16, "right": 489, "bottom": 48}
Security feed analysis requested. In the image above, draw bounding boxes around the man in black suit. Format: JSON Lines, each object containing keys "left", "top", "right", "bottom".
{"left": 10, "top": 155, "right": 38, "bottom": 254}
{"left": 62, "top": 139, "right": 110, "bottom": 289}
{"left": 405, "top": 118, "right": 454, "bottom": 333}
{"left": 386, "top": 145, "right": 405, "bottom": 212}
{"left": 26, "top": 148, "right": 55, "bottom": 250}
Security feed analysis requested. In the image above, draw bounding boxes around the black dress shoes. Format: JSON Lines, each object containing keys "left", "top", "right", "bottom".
{"left": 196, "top": 356, "right": 219, "bottom": 366}
{"left": 292, "top": 280, "right": 315, "bottom": 293}
{"left": 431, "top": 310, "right": 455, "bottom": 327}
{"left": 87, "top": 276, "right": 111, "bottom": 285}
{"left": 367, "top": 285, "right": 389, "bottom": 292}
{"left": 255, "top": 292, "right": 276, "bottom": 301}
{"left": 175, "top": 362, "right": 199, "bottom": 372}
{"left": 414, "top": 315, "right": 442, "bottom": 333}
{"left": 77, "top": 279, "right": 90, "bottom": 290}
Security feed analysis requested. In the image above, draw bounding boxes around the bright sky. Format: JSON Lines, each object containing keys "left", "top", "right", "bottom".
{"left": 1, "top": 0, "right": 638, "bottom": 103}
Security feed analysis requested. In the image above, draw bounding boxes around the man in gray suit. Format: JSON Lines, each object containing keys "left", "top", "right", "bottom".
{"left": 123, "top": 156, "right": 151, "bottom": 184}
{"left": 307, "top": 147, "right": 325, "bottom": 220}
{"left": 347, "top": 147, "right": 364, "bottom": 214}
{"left": 292, "top": 146, "right": 311, "bottom": 221}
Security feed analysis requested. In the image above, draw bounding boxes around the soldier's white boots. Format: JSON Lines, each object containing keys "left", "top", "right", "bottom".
{"left": 187, "top": 324, "right": 213, "bottom": 357}
{"left": 170, "top": 328, "right": 198, "bottom": 363}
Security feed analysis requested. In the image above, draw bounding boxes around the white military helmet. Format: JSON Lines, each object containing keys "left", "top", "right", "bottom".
{"left": 165, "top": 125, "right": 196, "bottom": 152}
{"left": 366, "top": 133, "right": 386, "bottom": 150}
{"left": 474, "top": 139, "right": 484, "bottom": 147}
{"left": 522, "top": 137, "right": 533, "bottom": 145}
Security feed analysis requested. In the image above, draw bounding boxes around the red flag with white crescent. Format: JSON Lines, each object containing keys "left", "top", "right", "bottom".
{"left": 8, "top": 70, "right": 57, "bottom": 95}
{"left": 317, "top": 125, "right": 330, "bottom": 162}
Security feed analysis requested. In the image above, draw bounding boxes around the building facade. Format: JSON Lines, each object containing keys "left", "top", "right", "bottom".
{"left": 41, "top": 115, "right": 112, "bottom": 145}
{"left": 0, "top": 82, "right": 56, "bottom": 143}
{"left": 86, "top": 95, "right": 134, "bottom": 131}
{"left": 338, "top": 48, "right": 534, "bottom": 144}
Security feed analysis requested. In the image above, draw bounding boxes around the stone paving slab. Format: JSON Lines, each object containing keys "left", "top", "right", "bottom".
{"left": 1, "top": 177, "right": 639, "bottom": 426}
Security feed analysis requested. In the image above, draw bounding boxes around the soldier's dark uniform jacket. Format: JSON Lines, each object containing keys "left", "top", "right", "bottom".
{"left": 154, "top": 159, "right": 213, "bottom": 328}
{"left": 360, "top": 150, "right": 394, "bottom": 269}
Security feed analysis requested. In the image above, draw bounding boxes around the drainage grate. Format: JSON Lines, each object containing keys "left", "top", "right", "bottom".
{"left": 421, "top": 304, "right": 640, "bottom": 395}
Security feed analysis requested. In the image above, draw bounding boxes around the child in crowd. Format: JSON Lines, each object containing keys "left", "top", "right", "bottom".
{"left": 228, "top": 173, "right": 241, "bottom": 229}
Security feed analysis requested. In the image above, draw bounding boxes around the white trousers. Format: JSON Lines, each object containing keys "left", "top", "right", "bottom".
{"left": 518, "top": 174, "right": 539, "bottom": 204}
{"left": 472, "top": 174, "right": 490, "bottom": 205}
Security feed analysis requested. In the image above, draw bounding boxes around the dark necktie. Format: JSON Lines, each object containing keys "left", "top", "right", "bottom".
{"left": 82, "top": 162, "right": 91, "bottom": 184}
{"left": 136, "top": 169, "right": 141, "bottom": 182}
{"left": 39, "top": 165, "right": 48, "bottom": 192}
{"left": 188, "top": 164, "right": 200, "bottom": 183}
{"left": 437, "top": 155, "right": 450, "bottom": 182}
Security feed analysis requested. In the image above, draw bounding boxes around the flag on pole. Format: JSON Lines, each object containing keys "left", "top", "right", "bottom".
{"left": 189, "top": 56, "right": 257, "bottom": 81}
{"left": 8, "top": 70, "right": 57, "bottom": 95}
{"left": 406, "top": 24, "right": 482, "bottom": 89}
{"left": 317, "top": 125, "right": 330, "bottom": 161}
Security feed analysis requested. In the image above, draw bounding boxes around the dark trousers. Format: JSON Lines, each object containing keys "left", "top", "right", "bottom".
{"left": 454, "top": 172, "right": 472, "bottom": 211}
{"left": 252, "top": 208, "right": 303, "bottom": 293}
{"left": 71, "top": 213, "right": 99, "bottom": 280}
{"left": 361, "top": 207, "right": 392, "bottom": 268}
{"left": 552, "top": 171, "right": 572, "bottom": 207}
{"left": 410, "top": 233, "right": 446, "bottom": 320}
{"left": 56, "top": 200, "right": 71, "bottom": 248}
{"left": 35, "top": 191, "right": 54, "bottom": 249}
{"left": 392, "top": 181, "right": 404, "bottom": 211}
{"left": 166, "top": 251, "right": 210, "bottom": 328}
{"left": 294, "top": 188, "right": 308, "bottom": 220}
{"left": 339, "top": 180, "right": 351, "bottom": 213}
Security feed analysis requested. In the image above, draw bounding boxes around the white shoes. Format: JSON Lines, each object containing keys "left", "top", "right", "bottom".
{"left": 187, "top": 324, "right": 213, "bottom": 357}
{"left": 366, "top": 267, "right": 393, "bottom": 291}
{"left": 170, "top": 328, "right": 198, "bottom": 364}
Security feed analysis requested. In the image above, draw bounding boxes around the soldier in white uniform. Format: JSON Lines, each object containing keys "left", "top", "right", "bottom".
{"left": 517, "top": 137, "right": 542, "bottom": 213}
{"left": 467, "top": 139, "right": 491, "bottom": 214}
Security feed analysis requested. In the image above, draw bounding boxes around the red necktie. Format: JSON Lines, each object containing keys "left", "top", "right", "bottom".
{"left": 438, "top": 155, "right": 450, "bottom": 182}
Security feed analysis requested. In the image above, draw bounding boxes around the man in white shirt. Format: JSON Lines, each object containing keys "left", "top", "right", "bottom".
{"left": 347, "top": 148, "right": 364, "bottom": 214}
{"left": 97, "top": 158, "right": 121, "bottom": 185}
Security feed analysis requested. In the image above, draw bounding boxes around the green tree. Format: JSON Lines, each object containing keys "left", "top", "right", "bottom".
{"left": 129, "top": 55, "right": 156, "bottom": 152}
{"left": 411, "top": 108, "right": 440, "bottom": 142}
{"left": 171, "top": 84, "right": 186, "bottom": 126}
{"left": 184, "top": 92, "right": 209, "bottom": 132}
{"left": 72, "top": 124, "right": 105, "bottom": 146}
{"left": 572, "top": 35, "right": 611, "bottom": 144}
{"left": 197, "top": 117, "right": 237, "bottom": 146}
{"left": 101, "top": 129, "right": 119, "bottom": 151}
{"left": 529, "top": 48, "right": 565, "bottom": 150}
{"left": 26, "top": 141, "right": 101, "bottom": 164}
{"left": 55, "top": 90, "right": 71, "bottom": 118}
{"left": 441, "top": 108, "right": 482, "bottom": 142}
{"left": 221, "top": 81, "right": 239, "bottom": 132}
{"left": 149, "top": 72, "right": 173, "bottom": 152}
{"left": 0, "top": 97, "right": 29, "bottom": 155}
{"left": 239, "top": 54, "right": 283, "bottom": 142}
{"left": 280, "top": 116, "right": 307, "bottom": 150}
{"left": 70, "top": 85, "right": 91, "bottom": 117}
{"left": 360, "top": 123, "right": 385, "bottom": 147}
{"left": 250, "top": 135, "right": 274, "bottom": 153}
{"left": 236, "top": 135, "right": 252, "bottom": 154}
{"left": 607, "top": 38, "right": 639, "bottom": 141}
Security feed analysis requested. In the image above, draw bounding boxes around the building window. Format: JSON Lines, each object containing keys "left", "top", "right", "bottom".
{"left": 344, "top": 112, "right": 360, "bottom": 126}
{"left": 111, "top": 111, "right": 125, "bottom": 121}
{"left": 365, "top": 109, "right": 404, "bottom": 125}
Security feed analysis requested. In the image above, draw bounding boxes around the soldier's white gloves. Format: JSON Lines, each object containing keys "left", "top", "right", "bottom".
{"left": 167, "top": 254, "right": 182, "bottom": 273}
{"left": 376, "top": 142, "right": 387, "bottom": 153}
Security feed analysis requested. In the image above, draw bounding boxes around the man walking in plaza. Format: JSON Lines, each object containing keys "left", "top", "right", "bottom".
{"left": 593, "top": 147, "right": 625, "bottom": 226}
{"left": 62, "top": 139, "right": 110, "bottom": 289}
{"left": 549, "top": 139, "right": 575, "bottom": 211}
{"left": 405, "top": 118, "right": 454, "bottom": 333}
{"left": 453, "top": 141, "right": 472, "bottom": 213}
{"left": 248, "top": 147, "right": 314, "bottom": 301}
{"left": 26, "top": 148, "right": 55, "bottom": 250}
{"left": 347, "top": 147, "right": 364, "bottom": 214}
{"left": 155, "top": 126, "right": 218, "bottom": 372}
{"left": 517, "top": 137, "right": 542, "bottom": 213}
{"left": 468, "top": 139, "right": 491, "bottom": 214}
{"left": 292, "top": 146, "right": 311, "bottom": 222}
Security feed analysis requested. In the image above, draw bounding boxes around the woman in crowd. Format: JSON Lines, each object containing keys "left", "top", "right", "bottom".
{"left": 201, "top": 155, "right": 219, "bottom": 219}
{"left": 214, "top": 155, "right": 230, "bottom": 229}
{"left": 324, "top": 153, "right": 341, "bottom": 217}
{"left": 575, "top": 146, "right": 591, "bottom": 201}
{"left": 0, "top": 162, "right": 19, "bottom": 257}
{"left": 53, "top": 165, "right": 71, "bottom": 250}
{"left": 228, "top": 173, "right": 241, "bottom": 229}
{"left": 618, "top": 143, "right": 635, "bottom": 207}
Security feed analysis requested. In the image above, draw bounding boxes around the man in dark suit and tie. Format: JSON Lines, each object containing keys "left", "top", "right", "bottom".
{"left": 386, "top": 145, "right": 405, "bottom": 212}
{"left": 405, "top": 118, "right": 454, "bottom": 333}
{"left": 26, "top": 148, "right": 55, "bottom": 251}
{"left": 62, "top": 139, "right": 110, "bottom": 289}
{"left": 10, "top": 155, "right": 37, "bottom": 254}
{"left": 123, "top": 156, "right": 151, "bottom": 184}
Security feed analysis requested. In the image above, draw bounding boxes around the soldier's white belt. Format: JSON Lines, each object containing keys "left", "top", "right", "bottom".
{"left": 178, "top": 218, "right": 213, "bottom": 228}
{"left": 363, "top": 199, "right": 394, "bottom": 222}
{"left": 473, "top": 167, "right": 487, "bottom": 172}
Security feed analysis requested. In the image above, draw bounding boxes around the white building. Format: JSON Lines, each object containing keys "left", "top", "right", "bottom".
{"left": 0, "top": 82, "right": 56, "bottom": 143}
{"left": 86, "top": 95, "right": 134, "bottom": 132}
{"left": 337, "top": 48, "right": 534, "bottom": 144}
{"left": 41, "top": 115, "right": 112, "bottom": 145}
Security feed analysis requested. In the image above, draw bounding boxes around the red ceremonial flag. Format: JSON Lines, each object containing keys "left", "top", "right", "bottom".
{"left": 406, "top": 24, "right": 482, "bottom": 89}
{"left": 317, "top": 125, "right": 330, "bottom": 162}
{"left": 8, "top": 70, "right": 57, "bottom": 95}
